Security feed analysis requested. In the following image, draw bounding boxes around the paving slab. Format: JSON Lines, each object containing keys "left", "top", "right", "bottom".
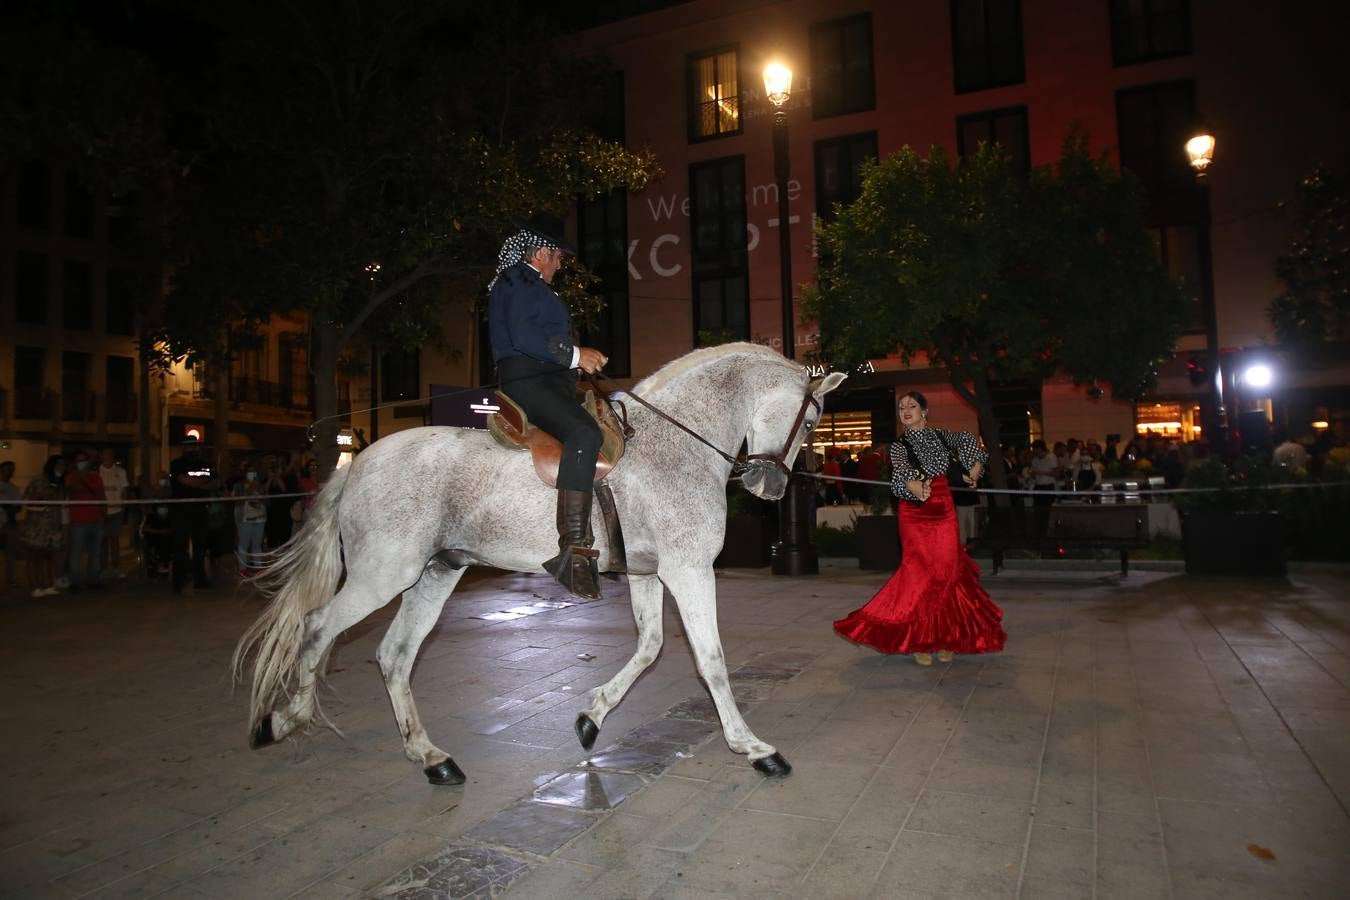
{"left": 2, "top": 564, "right": 1349, "bottom": 898}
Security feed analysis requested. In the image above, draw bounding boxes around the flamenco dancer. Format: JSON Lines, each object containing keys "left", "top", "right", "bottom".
{"left": 834, "top": 391, "right": 1006, "bottom": 665}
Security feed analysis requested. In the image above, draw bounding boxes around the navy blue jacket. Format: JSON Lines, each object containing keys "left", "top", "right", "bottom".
{"left": 488, "top": 263, "right": 574, "bottom": 366}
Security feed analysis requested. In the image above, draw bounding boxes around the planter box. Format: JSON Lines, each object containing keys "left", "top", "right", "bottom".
{"left": 715, "top": 513, "right": 775, "bottom": 568}
{"left": 856, "top": 514, "right": 901, "bottom": 571}
{"left": 1182, "top": 510, "right": 1286, "bottom": 577}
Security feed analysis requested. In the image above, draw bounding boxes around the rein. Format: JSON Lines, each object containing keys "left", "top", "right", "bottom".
{"left": 587, "top": 372, "right": 817, "bottom": 478}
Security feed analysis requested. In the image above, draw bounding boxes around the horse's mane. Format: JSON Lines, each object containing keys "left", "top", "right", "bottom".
{"left": 632, "top": 342, "right": 799, "bottom": 396}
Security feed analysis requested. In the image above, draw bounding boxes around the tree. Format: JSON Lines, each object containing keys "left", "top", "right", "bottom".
{"left": 803, "top": 133, "right": 1190, "bottom": 490}
{"left": 1269, "top": 163, "right": 1349, "bottom": 345}
{"left": 167, "top": 0, "right": 659, "bottom": 472}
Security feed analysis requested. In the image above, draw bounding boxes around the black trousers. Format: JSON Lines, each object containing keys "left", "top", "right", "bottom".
{"left": 498, "top": 355, "right": 602, "bottom": 492}
{"left": 170, "top": 507, "right": 210, "bottom": 588}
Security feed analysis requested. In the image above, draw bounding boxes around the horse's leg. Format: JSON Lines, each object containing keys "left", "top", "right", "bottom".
{"left": 256, "top": 573, "right": 394, "bottom": 745}
{"left": 660, "top": 566, "right": 791, "bottom": 776}
{"left": 575, "top": 573, "right": 665, "bottom": 749}
{"left": 377, "top": 565, "right": 466, "bottom": 785}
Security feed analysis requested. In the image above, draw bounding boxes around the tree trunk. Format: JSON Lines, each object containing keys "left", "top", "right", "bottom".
{"left": 311, "top": 321, "right": 342, "bottom": 477}
{"left": 965, "top": 368, "right": 1010, "bottom": 506}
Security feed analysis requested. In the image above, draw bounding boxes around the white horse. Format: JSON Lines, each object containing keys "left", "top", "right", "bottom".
{"left": 235, "top": 343, "right": 846, "bottom": 785}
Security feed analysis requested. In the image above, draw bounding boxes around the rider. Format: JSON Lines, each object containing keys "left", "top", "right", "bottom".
{"left": 488, "top": 216, "right": 608, "bottom": 601}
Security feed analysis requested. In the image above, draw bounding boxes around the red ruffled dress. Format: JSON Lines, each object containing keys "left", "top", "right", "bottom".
{"left": 834, "top": 475, "right": 1005, "bottom": 655}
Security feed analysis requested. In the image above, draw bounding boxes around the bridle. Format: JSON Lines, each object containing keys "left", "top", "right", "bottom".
{"left": 740, "top": 392, "right": 820, "bottom": 477}
{"left": 589, "top": 372, "right": 819, "bottom": 478}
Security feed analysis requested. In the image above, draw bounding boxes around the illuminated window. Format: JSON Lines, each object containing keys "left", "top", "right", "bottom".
{"left": 688, "top": 46, "right": 741, "bottom": 142}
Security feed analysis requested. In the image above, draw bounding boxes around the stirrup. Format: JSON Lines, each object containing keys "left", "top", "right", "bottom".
{"left": 543, "top": 547, "right": 602, "bottom": 601}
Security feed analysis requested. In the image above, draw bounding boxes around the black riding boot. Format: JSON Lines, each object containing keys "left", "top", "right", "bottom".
{"left": 543, "top": 489, "right": 602, "bottom": 601}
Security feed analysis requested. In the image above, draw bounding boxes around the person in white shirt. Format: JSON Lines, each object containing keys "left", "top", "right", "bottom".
{"left": 99, "top": 447, "right": 130, "bottom": 579}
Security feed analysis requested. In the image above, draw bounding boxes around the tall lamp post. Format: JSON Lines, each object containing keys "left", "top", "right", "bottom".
{"left": 1186, "top": 127, "right": 1227, "bottom": 454}
{"left": 764, "top": 62, "right": 795, "bottom": 359}
{"left": 763, "top": 61, "right": 817, "bottom": 577}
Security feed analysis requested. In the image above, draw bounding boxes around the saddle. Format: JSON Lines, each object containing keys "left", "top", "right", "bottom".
{"left": 486, "top": 387, "right": 629, "bottom": 487}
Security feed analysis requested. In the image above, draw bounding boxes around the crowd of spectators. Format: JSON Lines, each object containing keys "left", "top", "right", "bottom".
{"left": 0, "top": 446, "right": 326, "bottom": 598}
{"left": 810, "top": 424, "right": 1345, "bottom": 511}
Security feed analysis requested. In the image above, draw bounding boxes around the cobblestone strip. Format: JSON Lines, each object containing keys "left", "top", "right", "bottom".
{"left": 370, "top": 651, "right": 815, "bottom": 899}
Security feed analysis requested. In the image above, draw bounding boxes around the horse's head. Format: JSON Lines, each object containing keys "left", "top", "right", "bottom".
{"left": 740, "top": 371, "right": 848, "bottom": 500}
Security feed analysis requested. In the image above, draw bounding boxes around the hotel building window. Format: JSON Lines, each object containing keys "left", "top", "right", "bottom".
{"left": 278, "top": 333, "right": 310, "bottom": 408}
{"left": 687, "top": 46, "right": 741, "bottom": 142}
{"left": 578, "top": 189, "right": 631, "bottom": 377}
{"left": 950, "top": 0, "right": 1025, "bottom": 94}
{"left": 63, "top": 169, "right": 95, "bottom": 240}
{"left": 689, "top": 156, "right": 749, "bottom": 345}
{"left": 106, "top": 355, "right": 137, "bottom": 423}
{"left": 14, "top": 346, "right": 46, "bottom": 419}
{"left": 16, "top": 161, "right": 50, "bottom": 230}
{"left": 1110, "top": 0, "right": 1191, "bottom": 66}
{"left": 957, "top": 105, "right": 1030, "bottom": 172}
{"left": 62, "top": 259, "right": 94, "bottom": 330}
{"left": 15, "top": 250, "right": 49, "bottom": 325}
{"left": 106, "top": 268, "right": 138, "bottom": 335}
{"left": 810, "top": 13, "right": 875, "bottom": 119}
{"left": 61, "top": 350, "right": 93, "bottom": 421}
{"left": 814, "top": 131, "right": 878, "bottom": 222}
{"left": 1150, "top": 224, "right": 1204, "bottom": 332}
{"left": 1115, "top": 79, "right": 1197, "bottom": 218}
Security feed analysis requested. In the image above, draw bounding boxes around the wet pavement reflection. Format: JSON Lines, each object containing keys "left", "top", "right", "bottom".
{"left": 372, "top": 650, "right": 815, "bottom": 897}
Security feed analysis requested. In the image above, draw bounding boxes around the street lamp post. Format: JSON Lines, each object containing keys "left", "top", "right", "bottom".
{"left": 1186, "top": 127, "right": 1228, "bottom": 454}
{"left": 764, "top": 62, "right": 795, "bottom": 359}
{"left": 763, "top": 61, "right": 816, "bottom": 577}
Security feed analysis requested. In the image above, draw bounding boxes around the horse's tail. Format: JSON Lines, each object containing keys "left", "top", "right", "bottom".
{"left": 232, "top": 463, "right": 351, "bottom": 734}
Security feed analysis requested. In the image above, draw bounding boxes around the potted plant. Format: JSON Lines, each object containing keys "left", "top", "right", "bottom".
{"left": 714, "top": 486, "right": 776, "bottom": 568}
{"left": 1176, "top": 456, "right": 1287, "bottom": 577}
{"left": 854, "top": 461, "right": 900, "bottom": 571}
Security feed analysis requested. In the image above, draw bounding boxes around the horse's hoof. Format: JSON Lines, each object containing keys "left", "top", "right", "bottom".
{"left": 249, "top": 716, "right": 275, "bottom": 749}
{"left": 575, "top": 713, "right": 599, "bottom": 751}
{"left": 752, "top": 752, "right": 792, "bottom": 777}
{"left": 424, "top": 759, "right": 466, "bottom": 786}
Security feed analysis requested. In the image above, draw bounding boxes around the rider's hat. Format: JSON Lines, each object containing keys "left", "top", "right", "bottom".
{"left": 516, "top": 214, "right": 576, "bottom": 255}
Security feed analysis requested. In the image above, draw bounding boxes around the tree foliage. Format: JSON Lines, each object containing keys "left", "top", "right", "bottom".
{"left": 182, "top": 0, "right": 657, "bottom": 340}
{"left": 1269, "top": 163, "right": 1349, "bottom": 344}
{"left": 805, "top": 133, "right": 1188, "bottom": 402}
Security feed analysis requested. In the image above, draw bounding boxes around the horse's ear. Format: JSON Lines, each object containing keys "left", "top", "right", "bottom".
{"left": 810, "top": 372, "right": 848, "bottom": 397}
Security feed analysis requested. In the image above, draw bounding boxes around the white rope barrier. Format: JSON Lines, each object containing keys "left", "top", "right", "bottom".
{"left": 788, "top": 472, "right": 1350, "bottom": 497}
{"left": 0, "top": 492, "right": 316, "bottom": 507}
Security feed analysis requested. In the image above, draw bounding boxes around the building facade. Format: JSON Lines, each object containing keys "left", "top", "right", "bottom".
{"left": 0, "top": 161, "right": 361, "bottom": 482}
{"left": 570, "top": 0, "right": 1350, "bottom": 451}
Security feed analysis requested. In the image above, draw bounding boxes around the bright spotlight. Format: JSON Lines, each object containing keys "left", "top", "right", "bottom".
{"left": 1243, "top": 364, "right": 1273, "bottom": 389}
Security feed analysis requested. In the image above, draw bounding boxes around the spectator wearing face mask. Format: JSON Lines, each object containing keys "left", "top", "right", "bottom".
{"left": 232, "top": 461, "right": 268, "bottom": 575}
{"left": 64, "top": 450, "right": 106, "bottom": 591}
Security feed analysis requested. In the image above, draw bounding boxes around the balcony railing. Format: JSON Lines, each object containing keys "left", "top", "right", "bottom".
{"left": 14, "top": 386, "right": 52, "bottom": 420}
{"left": 231, "top": 377, "right": 311, "bottom": 411}
{"left": 62, "top": 390, "right": 98, "bottom": 422}
{"left": 105, "top": 392, "right": 138, "bottom": 424}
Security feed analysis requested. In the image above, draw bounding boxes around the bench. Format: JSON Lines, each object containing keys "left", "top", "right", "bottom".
{"left": 972, "top": 503, "right": 1151, "bottom": 576}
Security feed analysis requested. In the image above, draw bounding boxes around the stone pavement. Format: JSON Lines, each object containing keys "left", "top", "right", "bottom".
{"left": 1, "top": 560, "right": 1349, "bottom": 899}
